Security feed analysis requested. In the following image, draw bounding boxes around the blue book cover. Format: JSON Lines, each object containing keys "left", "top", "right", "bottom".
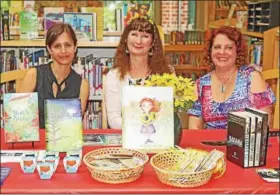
{"left": 45, "top": 99, "right": 83, "bottom": 152}
{"left": 63, "top": 13, "right": 93, "bottom": 41}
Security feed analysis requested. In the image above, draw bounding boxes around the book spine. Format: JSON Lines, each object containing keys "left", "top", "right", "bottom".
{"left": 260, "top": 116, "right": 268, "bottom": 166}
{"left": 254, "top": 116, "right": 262, "bottom": 166}
{"left": 244, "top": 116, "right": 250, "bottom": 168}
{"left": 248, "top": 116, "right": 256, "bottom": 167}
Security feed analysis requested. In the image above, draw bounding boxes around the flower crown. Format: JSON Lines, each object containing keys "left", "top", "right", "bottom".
{"left": 129, "top": 15, "right": 154, "bottom": 25}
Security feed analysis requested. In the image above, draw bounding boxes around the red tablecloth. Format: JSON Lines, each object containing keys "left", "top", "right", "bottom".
{"left": 0, "top": 129, "right": 279, "bottom": 194}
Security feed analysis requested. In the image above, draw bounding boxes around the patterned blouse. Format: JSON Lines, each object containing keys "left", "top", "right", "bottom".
{"left": 128, "top": 75, "right": 151, "bottom": 86}
{"left": 188, "top": 65, "right": 276, "bottom": 129}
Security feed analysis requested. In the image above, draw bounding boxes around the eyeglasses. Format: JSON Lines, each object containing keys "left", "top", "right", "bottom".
{"left": 51, "top": 43, "right": 75, "bottom": 53}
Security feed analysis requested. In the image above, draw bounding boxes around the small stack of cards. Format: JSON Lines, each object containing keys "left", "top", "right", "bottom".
{"left": 1, "top": 167, "right": 11, "bottom": 185}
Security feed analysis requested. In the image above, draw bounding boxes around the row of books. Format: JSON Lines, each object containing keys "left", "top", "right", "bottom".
{"left": 83, "top": 101, "right": 102, "bottom": 129}
{"left": 215, "top": 0, "right": 248, "bottom": 9}
{"left": 165, "top": 52, "right": 204, "bottom": 67}
{"left": 227, "top": 107, "right": 269, "bottom": 168}
{"left": 2, "top": 93, "right": 83, "bottom": 152}
{"left": 2, "top": 9, "right": 98, "bottom": 41}
{"left": 247, "top": 37, "right": 263, "bottom": 72}
{"left": 165, "top": 30, "right": 206, "bottom": 45}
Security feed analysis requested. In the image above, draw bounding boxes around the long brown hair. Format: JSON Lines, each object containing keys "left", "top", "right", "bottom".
{"left": 203, "top": 26, "right": 248, "bottom": 70}
{"left": 107, "top": 18, "right": 171, "bottom": 80}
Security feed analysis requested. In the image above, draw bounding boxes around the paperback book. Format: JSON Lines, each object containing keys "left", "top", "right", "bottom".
{"left": 3, "top": 93, "right": 39, "bottom": 143}
{"left": 122, "top": 86, "right": 174, "bottom": 152}
{"left": 45, "top": 99, "right": 83, "bottom": 152}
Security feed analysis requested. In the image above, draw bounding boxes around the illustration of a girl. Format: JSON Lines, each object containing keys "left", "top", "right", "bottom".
{"left": 139, "top": 98, "right": 161, "bottom": 144}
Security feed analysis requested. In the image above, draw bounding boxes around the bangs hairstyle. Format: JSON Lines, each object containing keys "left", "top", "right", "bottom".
{"left": 129, "top": 18, "right": 155, "bottom": 37}
{"left": 203, "top": 26, "right": 248, "bottom": 69}
{"left": 109, "top": 18, "right": 170, "bottom": 80}
{"left": 45, "top": 23, "right": 78, "bottom": 57}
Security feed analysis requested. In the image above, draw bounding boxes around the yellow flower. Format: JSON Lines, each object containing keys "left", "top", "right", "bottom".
{"left": 144, "top": 73, "right": 197, "bottom": 112}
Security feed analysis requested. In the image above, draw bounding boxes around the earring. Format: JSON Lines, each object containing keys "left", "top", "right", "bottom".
{"left": 148, "top": 48, "right": 153, "bottom": 56}
{"left": 125, "top": 46, "right": 130, "bottom": 54}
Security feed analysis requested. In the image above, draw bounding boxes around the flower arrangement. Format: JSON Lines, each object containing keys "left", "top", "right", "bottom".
{"left": 144, "top": 74, "right": 197, "bottom": 113}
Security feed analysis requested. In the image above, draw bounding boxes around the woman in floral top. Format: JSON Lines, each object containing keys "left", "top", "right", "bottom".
{"left": 188, "top": 26, "right": 276, "bottom": 129}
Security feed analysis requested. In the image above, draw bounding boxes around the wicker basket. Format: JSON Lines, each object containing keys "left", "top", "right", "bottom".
{"left": 83, "top": 147, "right": 149, "bottom": 184}
{"left": 150, "top": 149, "right": 225, "bottom": 188}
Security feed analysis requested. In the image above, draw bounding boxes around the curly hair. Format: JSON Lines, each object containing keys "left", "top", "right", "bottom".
{"left": 109, "top": 18, "right": 171, "bottom": 80}
{"left": 140, "top": 98, "right": 161, "bottom": 113}
{"left": 203, "top": 26, "right": 248, "bottom": 70}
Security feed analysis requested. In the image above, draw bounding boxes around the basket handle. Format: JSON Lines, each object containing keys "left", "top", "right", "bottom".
{"left": 212, "top": 157, "right": 226, "bottom": 179}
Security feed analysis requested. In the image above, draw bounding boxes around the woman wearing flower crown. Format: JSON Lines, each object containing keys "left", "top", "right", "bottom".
{"left": 104, "top": 17, "right": 174, "bottom": 129}
{"left": 188, "top": 26, "right": 276, "bottom": 129}
{"left": 139, "top": 98, "right": 161, "bottom": 144}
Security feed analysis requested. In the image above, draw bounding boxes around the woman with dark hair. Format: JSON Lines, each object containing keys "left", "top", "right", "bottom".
{"left": 19, "top": 23, "right": 89, "bottom": 128}
{"left": 104, "top": 17, "right": 174, "bottom": 129}
{"left": 188, "top": 26, "right": 276, "bottom": 129}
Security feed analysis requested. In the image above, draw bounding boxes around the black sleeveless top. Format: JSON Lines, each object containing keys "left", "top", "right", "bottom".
{"left": 35, "top": 63, "right": 82, "bottom": 128}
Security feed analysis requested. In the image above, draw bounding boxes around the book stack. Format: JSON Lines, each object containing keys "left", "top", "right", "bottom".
{"left": 227, "top": 108, "right": 269, "bottom": 168}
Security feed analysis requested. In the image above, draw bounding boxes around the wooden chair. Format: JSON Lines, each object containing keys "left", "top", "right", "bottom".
{"left": 101, "top": 68, "right": 108, "bottom": 129}
{"left": 262, "top": 69, "right": 279, "bottom": 129}
{"left": 0, "top": 69, "right": 27, "bottom": 92}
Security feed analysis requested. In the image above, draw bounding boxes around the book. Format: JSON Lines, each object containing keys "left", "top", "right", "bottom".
{"left": 227, "top": 111, "right": 251, "bottom": 168}
{"left": 80, "top": 7, "right": 103, "bottom": 41}
{"left": 245, "top": 107, "right": 269, "bottom": 166}
{"left": 19, "top": 11, "right": 38, "bottom": 40}
{"left": 1, "top": 167, "right": 11, "bottom": 186}
{"left": 2, "top": 10, "right": 10, "bottom": 40}
{"left": 45, "top": 99, "right": 83, "bottom": 152}
{"left": 44, "top": 7, "right": 64, "bottom": 32}
{"left": 3, "top": 93, "right": 40, "bottom": 143}
{"left": 228, "top": 109, "right": 270, "bottom": 168}
{"left": 122, "top": 86, "right": 174, "bottom": 152}
{"left": 63, "top": 13, "right": 94, "bottom": 41}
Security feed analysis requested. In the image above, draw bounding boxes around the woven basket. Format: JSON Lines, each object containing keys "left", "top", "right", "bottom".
{"left": 83, "top": 147, "right": 149, "bottom": 184}
{"left": 150, "top": 149, "right": 225, "bottom": 188}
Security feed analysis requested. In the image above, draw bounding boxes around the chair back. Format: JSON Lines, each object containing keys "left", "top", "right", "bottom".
{"left": 102, "top": 68, "right": 108, "bottom": 129}
{"left": 0, "top": 69, "right": 27, "bottom": 93}
{"left": 262, "top": 69, "right": 279, "bottom": 129}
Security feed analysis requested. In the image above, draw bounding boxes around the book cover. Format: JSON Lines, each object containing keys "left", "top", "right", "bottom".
{"left": 63, "top": 13, "right": 94, "bottom": 41}
{"left": 3, "top": 93, "right": 39, "bottom": 143}
{"left": 44, "top": 7, "right": 64, "bottom": 32}
{"left": 227, "top": 111, "right": 250, "bottom": 168}
{"left": 122, "top": 86, "right": 174, "bottom": 151}
{"left": 45, "top": 99, "right": 83, "bottom": 152}
{"left": 19, "top": 11, "right": 38, "bottom": 39}
{"left": 80, "top": 7, "right": 103, "bottom": 41}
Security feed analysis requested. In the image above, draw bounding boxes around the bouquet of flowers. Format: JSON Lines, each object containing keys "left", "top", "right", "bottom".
{"left": 144, "top": 73, "right": 197, "bottom": 113}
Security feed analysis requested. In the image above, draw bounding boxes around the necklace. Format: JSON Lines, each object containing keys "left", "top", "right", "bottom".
{"left": 215, "top": 69, "right": 237, "bottom": 93}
